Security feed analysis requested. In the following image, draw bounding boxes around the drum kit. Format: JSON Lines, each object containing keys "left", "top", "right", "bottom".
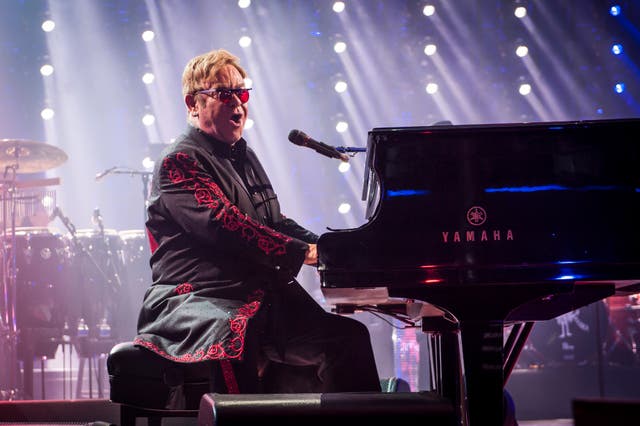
{"left": 0, "top": 139, "right": 150, "bottom": 400}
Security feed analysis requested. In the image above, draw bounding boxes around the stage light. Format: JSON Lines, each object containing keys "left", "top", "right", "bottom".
{"left": 515, "top": 45, "right": 528, "bottom": 57}
{"left": 423, "top": 5, "right": 435, "bottom": 17}
{"left": 336, "top": 121, "right": 348, "bottom": 133}
{"left": 519, "top": 83, "right": 532, "bottom": 95}
{"left": 425, "top": 82, "right": 438, "bottom": 94}
{"left": 334, "top": 41, "right": 347, "bottom": 53}
{"left": 334, "top": 80, "right": 348, "bottom": 93}
{"left": 141, "top": 156, "right": 154, "bottom": 170}
{"left": 142, "top": 72, "right": 155, "bottom": 84}
{"left": 142, "top": 113, "right": 155, "bottom": 126}
{"left": 41, "top": 108, "right": 55, "bottom": 120}
{"left": 333, "top": 2, "right": 345, "bottom": 13}
{"left": 424, "top": 44, "right": 437, "bottom": 56}
{"left": 610, "top": 5, "right": 621, "bottom": 16}
{"left": 41, "top": 19, "right": 55, "bottom": 32}
{"left": 611, "top": 44, "right": 623, "bottom": 55}
{"left": 141, "top": 30, "right": 155, "bottom": 42}
{"left": 338, "top": 202, "right": 351, "bottom": 214}
{"left": 238, "top": 0, "right": 251, "bottom": 9}
{"left": 239, "top": 35, "right": 252, "bottom": 48}
{"left": 40, "top": 64, "right": 54, "bottom": 76}
{"left": 614, "top": 82, "right": 625, "bottom": 93}
{"left": 514, "top": 7, "right": 527, "bottom": 18}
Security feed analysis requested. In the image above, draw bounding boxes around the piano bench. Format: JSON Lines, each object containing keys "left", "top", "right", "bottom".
{"left": 107, "top": 341, "right": 414, "bottom": 425}
{"left": 197, "top": 391, "right": 457, "bottom": 425}
{"left": 107, "top": 341, "right": 219, "bottom": 426}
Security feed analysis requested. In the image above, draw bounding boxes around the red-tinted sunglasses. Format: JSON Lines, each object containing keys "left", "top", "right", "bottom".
{"left": 195, "top": 87, "right": 252, "bottom": 104}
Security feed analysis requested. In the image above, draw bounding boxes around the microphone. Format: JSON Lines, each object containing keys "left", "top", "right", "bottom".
{"left": 91, "top": 207, "right": 102, "bottom": 225}
{"left": 288, "top": 129, "right": 349, "bottom": 162}
{"left": 49, "top": 206, "right": 76, "bottom": 234}
{"left": 95, "top": 166, "right": 117, "bottom": 182}
{"left": 92, "top": 207, "right": 105, "bottom": 237}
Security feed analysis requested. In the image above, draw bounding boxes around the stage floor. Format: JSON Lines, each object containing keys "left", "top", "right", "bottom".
{"left": 0, "top": 397, "right": 578, "bottom": 425}
{"left": 0, "top": 398, "right": 599, "bottom": 426}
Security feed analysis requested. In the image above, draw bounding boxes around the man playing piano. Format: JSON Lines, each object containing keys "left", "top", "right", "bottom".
{"left": 133, "top": 48, "right": 381, "bottom": 398}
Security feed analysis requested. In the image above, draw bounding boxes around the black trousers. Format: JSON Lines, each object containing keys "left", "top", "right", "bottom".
{"left": 223, "top": 279, "right": 382, "bottom": 394}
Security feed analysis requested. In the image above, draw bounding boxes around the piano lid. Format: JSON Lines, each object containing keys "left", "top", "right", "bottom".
{"left": 319, "top": 118, "right": 640, "bottom": 290}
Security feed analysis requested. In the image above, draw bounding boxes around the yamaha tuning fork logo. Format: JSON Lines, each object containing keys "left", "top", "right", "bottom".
{"left": 466, "top": 206, "right": 487, "bottom": 226}
{"left": 441, "top": 205, "right": 514, "bottom": 243}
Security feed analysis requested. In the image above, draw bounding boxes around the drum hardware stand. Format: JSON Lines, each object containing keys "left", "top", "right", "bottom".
{"left": 0, "top": 164, "right": 22, "bottom": 400}
{"left": 0, "top": 138, "right": 68, "bottom": 400}
{"left": 51, "top": 207, "right": 119, "bottom": 398}
{"left": 51, "top": 206, "right": 123, "bottom": 311}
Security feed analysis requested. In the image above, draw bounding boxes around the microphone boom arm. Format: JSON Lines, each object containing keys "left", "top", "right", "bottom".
{"left": 335, "top": 146, "right": 367, "bottom": 154}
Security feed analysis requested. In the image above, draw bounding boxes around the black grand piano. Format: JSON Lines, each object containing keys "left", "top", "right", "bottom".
{"left": 318, "top": 118, "right": 640, "bottom": 425}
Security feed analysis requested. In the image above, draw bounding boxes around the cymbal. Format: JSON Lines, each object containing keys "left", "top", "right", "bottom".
{"left": 0, "top": 139, "right": 68, "bottom": 173}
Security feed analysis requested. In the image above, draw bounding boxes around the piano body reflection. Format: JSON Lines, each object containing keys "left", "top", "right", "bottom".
{"left": 318, "top": 118, "right": 640, "bottom": 425}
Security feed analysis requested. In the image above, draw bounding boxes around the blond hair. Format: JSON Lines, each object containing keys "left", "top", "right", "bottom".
{"left": 181, "top": 49, "right": 247, "bottom": 98}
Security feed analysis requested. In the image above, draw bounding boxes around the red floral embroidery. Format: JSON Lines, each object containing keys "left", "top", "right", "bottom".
{"left": 206, "top": 344, "right": 226, "bottom": 359}
{"left": 175, "top": 283, "right": 193, "bottom": 295}
{"left": 238, "top": 300, "right": 261, "bottom": 317}
{"left": 162, "top": 152, "right": 293, "bottom": 256}
{"left": 194, "top": 187, "right": 217, "bottom": 207}
{"left": 134, "top": 290, "right": 263, "bottom": 362}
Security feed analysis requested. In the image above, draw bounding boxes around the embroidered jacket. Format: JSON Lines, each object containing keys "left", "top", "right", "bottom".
{"left": 134, "top": 125, "right": 318, "bottom": 363}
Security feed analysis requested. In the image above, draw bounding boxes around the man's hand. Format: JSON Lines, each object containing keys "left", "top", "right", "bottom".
{"left": 304, "top": 243, "right": 318, "bottom": 266}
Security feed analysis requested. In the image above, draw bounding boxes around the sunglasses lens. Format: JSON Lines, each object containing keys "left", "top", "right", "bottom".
{"left": 238, "top": 89, "right": 250, "bottom": 103}
{"left": 210, "top": 89, "right": 250, "bottom": 104}
{"left": 218, "top": 90, "right": 233, "bottom": 103}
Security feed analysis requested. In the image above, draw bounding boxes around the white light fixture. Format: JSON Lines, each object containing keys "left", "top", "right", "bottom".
{"left": 41, "top": 108, "right": 55, "bottom": 120}
{"left": 515, "top": 45, "right": 529, "bottom": 57}
{"left": 142, "top": 72, "right": 155, "bottom": 84}
{"left": 239, "top": 36, "right": 252, "bottom": 48}
{"left": 41, "top": 20, "right": 55, "bottom": 32}
{"left": 518, "top": 83, "right": 532, "bottom": 96}
{"left": 40, "top": 64, "right": 54, "bottom": 76}
{"left": 338, "top": 202, "right": 351, "bottom": 214}
{"left": 142, "top": 113, "right": 156, "bottom": 126}
{"left": 334, "top": 80, "right": 348, "bottom": 93}
{"left": 423, "top": 5, "right": 435, "bottom": 16}
{"left": 424, "top": 44, "right": 437, "bottom": 56}
{"left": 141, "top": 30, "right": 155, "bottom": 42}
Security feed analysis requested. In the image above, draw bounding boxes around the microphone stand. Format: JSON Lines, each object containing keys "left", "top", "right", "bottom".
{"left": 53, "top": 208, "right": 120, "bottom": 298}
{"left": 95, "top": 167, "right": 152, "bottom": 224}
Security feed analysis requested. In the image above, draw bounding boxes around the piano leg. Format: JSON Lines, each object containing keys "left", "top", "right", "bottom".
{"left": 458, "top": 320, "right": 508, "bottom": 426}
{"left": 503, "top": 321, "right": 534, "bottom": 381}
{"left": 423, "top": 316, "right": 468, "bottom": 424}
{"left": 425, "top": 319, "right": 506, "bottom": 425}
